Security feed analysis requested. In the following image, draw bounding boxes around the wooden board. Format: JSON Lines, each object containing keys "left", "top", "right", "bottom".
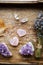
{"left": 0, "top": 0, "right": 38, "bottom": 3}
{"left": 0, "top": 7, "right": 43, "bottom": 64}
{"left": 38, "top": 0, "right": 43, "bottom": 2}
{"left": 0, "top": 0, "right": 43, "bottom": 3}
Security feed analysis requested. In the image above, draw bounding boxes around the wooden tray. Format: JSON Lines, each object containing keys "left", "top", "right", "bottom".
{"left": 0, "top": 6, "right": 43, "bottom": 64}
{"left": 0, "top": 0, "right": 43, "bottom": 4}
{"left": 39, "top": 0, "right": 43, "bottom": 2}
{"left": 0, "top": 0, "right": 38, "bottom": 3}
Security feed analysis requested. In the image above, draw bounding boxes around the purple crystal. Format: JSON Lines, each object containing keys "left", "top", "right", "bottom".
{"left": 0, "top": 42, "right": 12, "bottom": 57}
{"left": 19, "top": 42, "right": 34, "bottom": 56}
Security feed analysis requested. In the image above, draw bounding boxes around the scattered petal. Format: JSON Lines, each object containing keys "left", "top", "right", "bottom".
{"left": 33, "top": 39, "right": 36, "bottom": 42}
{"left": 36, "top": 44, "right": 42, "bottom": 49}
{"left": 17, "top": 29, "right": 26, "bottom": 37}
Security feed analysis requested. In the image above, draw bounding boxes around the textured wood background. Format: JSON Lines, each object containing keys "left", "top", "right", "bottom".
{"left": 0, "top": 7, "right": 43, "bottom": 64}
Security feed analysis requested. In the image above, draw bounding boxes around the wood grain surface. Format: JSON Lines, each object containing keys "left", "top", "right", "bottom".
{"left": 0, "top": 7, "right": 43, "bottom": 64}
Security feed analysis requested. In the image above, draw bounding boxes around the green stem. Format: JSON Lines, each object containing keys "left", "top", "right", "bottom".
{"left": 35, "top": 31, "right": 42, "bottom": 58}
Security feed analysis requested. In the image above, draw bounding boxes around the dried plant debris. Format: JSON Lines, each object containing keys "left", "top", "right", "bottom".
{"left": 35, "top": 43, "right": 42, "bottom": 58}
{"left": 9, "top": 37, "right": 19, "bottom": 46}
{"left": 19, "top": 42, "right": 34, "bottom": 56}
{"left": 0, "top": 19, "right": 7, "bottom": 34}
{"left": 0, "top": 42, "right": 12, "bottom": 57}
{"left": 37, "top": 11, "right": 43, "bottom": 19}
{"left": 17, "top": 29, "right": 26, "bottom": 37}
{"left": 34, "top": 12, "right": 43, "bottom": 58}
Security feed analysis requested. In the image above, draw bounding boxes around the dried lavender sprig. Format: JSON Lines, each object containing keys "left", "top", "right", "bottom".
{"left": 34, "top": 12, "right": 43, "bottom": 58}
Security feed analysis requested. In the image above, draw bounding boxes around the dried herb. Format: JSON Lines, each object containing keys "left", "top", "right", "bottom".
{"left": 34, "top": 12, "right": 43, "bottom": 58}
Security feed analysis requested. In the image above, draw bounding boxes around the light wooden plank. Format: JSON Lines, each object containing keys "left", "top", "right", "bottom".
{"left": 0, "top": 0, "right": 38, "bottom": 3}
{"left": 38, "top": 0, "right": 43, "bottom": 2}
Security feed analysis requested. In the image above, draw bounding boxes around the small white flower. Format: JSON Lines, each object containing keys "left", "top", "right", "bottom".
{"left": 36, "top": 44, "right": 42, "bottom": 49}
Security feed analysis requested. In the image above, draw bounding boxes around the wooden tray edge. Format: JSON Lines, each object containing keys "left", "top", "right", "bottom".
{"left": 0, "top": 1, "right": 38, "bottom": 4}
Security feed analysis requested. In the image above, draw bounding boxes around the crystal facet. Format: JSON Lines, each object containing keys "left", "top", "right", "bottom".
{"left": 20, "top": 18, "right": 28, "bottom": 23}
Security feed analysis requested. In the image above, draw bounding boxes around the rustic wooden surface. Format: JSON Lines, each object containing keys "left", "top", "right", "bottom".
{"left": 0, "top": 7, "right": 43, "bottom": 64}
{"left": 0, "top": 0, "right": 43, "bottom": 3}
{"left": 0, "top": 0, "right": 38, "bottom": 3}
{"left": 38, "top": 0, "right": 43, "bottom": 2}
